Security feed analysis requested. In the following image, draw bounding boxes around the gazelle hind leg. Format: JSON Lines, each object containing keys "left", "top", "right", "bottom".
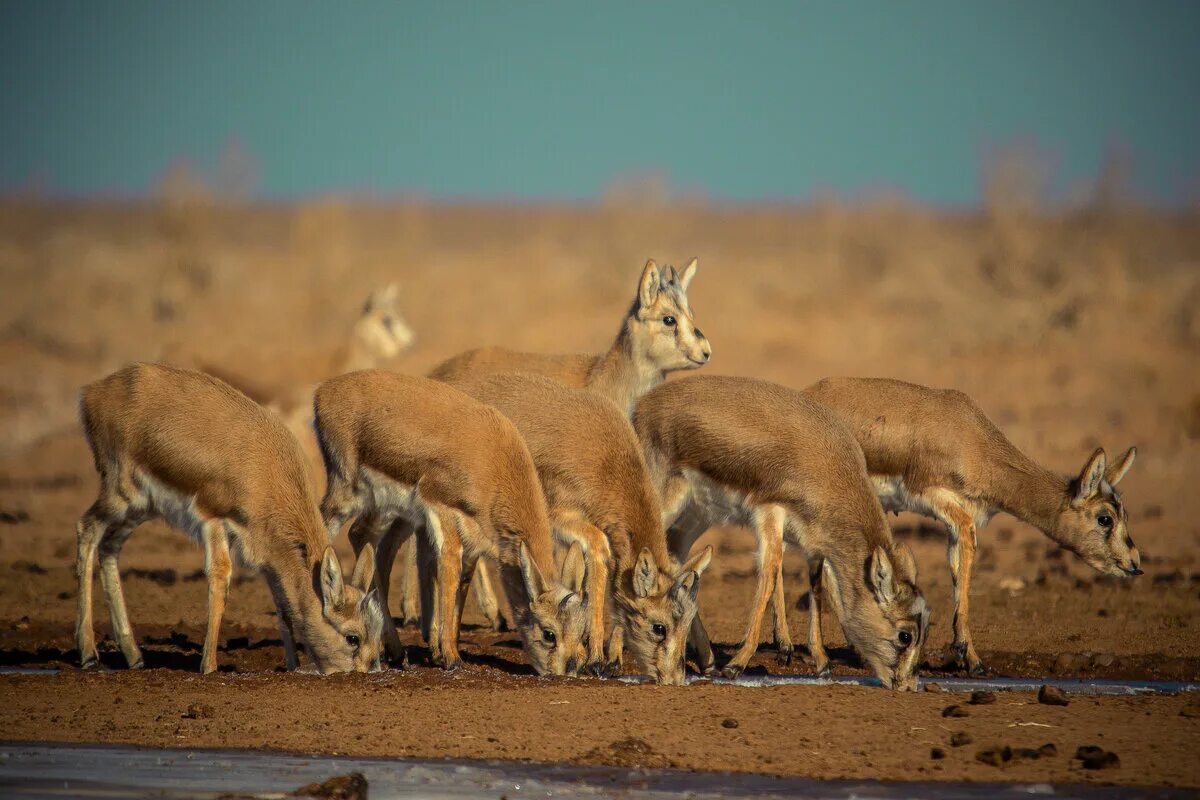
{"left": 927, "top": 492, "right": 984, "bottom": 674}
{"left": 772, "top": 558, "right": 794, "bottom": 664}
{"left": 75, "top": 506, "right": 109, "bottom": 668}
{"left": 200, "top": 521, "right": 233, "bottom": 674}
{"left": 806, "top": 557, "right": 830, "bottom": 676}
{"left": 398, "top": 536, "right": 420, "bottom": 627}
{"left": 373, "top": 518, "right": 411, "bottom": 666}
{"left": 97, "top": 521, "right": 143, "bottom": 668}
{"left": 723, "top": 504, "right": 786, "bottom": 679}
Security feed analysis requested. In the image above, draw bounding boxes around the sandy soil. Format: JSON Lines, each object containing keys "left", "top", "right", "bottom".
{"left": 0, "top": 201, "right": 1198, "bottom": 786}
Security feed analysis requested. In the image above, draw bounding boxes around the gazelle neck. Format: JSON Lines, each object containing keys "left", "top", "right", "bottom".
{"left": 587, "top": 324, "right": 663, "bottom": 417}
{"left": 985, "top": 454, "right": 1070, "bottom": 545}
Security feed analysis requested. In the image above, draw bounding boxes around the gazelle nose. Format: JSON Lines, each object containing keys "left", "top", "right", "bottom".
{"left": 565, "top": 657, "right": 578, "bottom": 675}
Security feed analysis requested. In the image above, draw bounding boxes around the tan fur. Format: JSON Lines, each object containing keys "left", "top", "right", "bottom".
{"left": 75, "top": 363, "right": 384, "bottom": 674}
{"left": 444, "top": 371, "right": 712, "bottom": 684}
{"left": 804, "top": 376, "right": 1140, "bottom": 673}
{"left": 429, "top": 259, "right": 710, "bottom": 628}
{"left": 313, "top": 370, "right": 586, "bottom": 675}
{"left": 635, "top": 375, "right": 929, "bottom": 690}
{"left": 430, "top": 258, "right": 709, "bottom": 417}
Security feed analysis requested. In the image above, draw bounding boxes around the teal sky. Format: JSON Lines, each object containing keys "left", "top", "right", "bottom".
{"left": 2, "top": 1, "right": 1198, "bottom": 205}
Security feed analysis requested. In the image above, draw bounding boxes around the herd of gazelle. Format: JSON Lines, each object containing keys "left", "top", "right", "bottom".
{"left": 75, "top": 259, "right": 1142, "bottom": 688}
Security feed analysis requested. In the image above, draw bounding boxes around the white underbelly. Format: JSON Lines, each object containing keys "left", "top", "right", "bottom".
{"left": 358, "top": 467, "right": 428, "bottom": 527}
{"left": 680, "top": 468, "right": 760, "bottom": 528}
{"left": 871, "top": 475, "right": 935, "bottom": 517}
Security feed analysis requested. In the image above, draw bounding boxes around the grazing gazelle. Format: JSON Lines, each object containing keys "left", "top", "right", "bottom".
{"left": 635, "top": 375, "right": 929, "bottom": 689}
{"left": 444, "top": 371, "right": 713, "bottom": 683}
{"left": 430, "top": 258, "right": 711, "bottom": 626}
{"left": 75, "top": 363, "right": 385, "bottom": 674}
{"left": 430, "top": 258, "right": 710, "bottom": 417}
{"left": 804, "top": 376, "right": 1140, "bottom": 673}
{"left": 313, "top": 370, "right": 588, "bottom": 675}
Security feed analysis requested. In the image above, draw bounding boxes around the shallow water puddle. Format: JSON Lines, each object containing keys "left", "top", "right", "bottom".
{"left": 0, "top": 742, "right": 1192, "bottom": 800}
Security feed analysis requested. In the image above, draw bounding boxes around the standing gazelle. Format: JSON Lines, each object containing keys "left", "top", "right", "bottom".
{"left": 444, "top": 371, "right": 713, "bottom": 683}
{"left": 313, "top": 370, "right": 587, "bottom": 675}
{"left": 803, "top": 377, "right": 1140, "bottom": 673}
{"left": 429, "top": 258, "right": 711, "bottom": 627}
{"left": 635, "top": 375, "right": 930, "bottom": 689}
{"left": 75, "top": 363, "right": 385, "bottom": 674}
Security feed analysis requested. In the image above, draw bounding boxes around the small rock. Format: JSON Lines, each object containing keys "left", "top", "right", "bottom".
{"left": 976, "top": 746, "right": 1012, "bottom": 767}
{"left": 1092, "top": 653, "right": 1116, "bottom": 668}
{"left": 721, "top": 718, "right": 739, "bottom": 729}
{"left": 1097, "top": 608, "right": 1109, "bottom": 618}
{"left": 1038, "top": 685, "right": 1069, "bottom": 706}
{"left": 1012, "top": 747, "right": 1043, "bottom": 760}
{"left": 942, "top": 704, "right": 969, "bottom": 718}
{"left": 183, "top": 703, "right": 214, "bottom": 720}
{"left": 930, "top": 747, "right": 946, "bottom": 760}
{"left": 1179, "top": 700, "right": 1200, "bottom": 718}
{"left": 1038, "top": 743, "right": 1058, "bottom": 757}
{"left": 291, "top": 772, "right": 368, "bottom": 800}
{"left": 968, "top": 690, "right": 997, "bottom": 705}
{"left": 1053, "top": 653, "right": 1081, "bottom": 674}
{"left": 1075, "top": 745, "right": 1120, "bottom": 770}
{"left": 950, "top": 732, "right": 973, "bottom": 747}
{"left": 923, "top": 682, "right": 942, "bottom": 693}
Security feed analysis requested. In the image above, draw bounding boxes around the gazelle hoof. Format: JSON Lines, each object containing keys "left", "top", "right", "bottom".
{"left": 602, "top": 660, "right": 621, "bottom": 677}
{"left": 814, "top": 663, "right": 832, "bottom": 678}
{"left": 721, "top": 663, "right": 745, "bottom": 680}
{"left": 701, "top": 665, "right": 720, "bottom": 678}
{"left": 442, "top": 658, "right": 462, "bottom": 672}
{"left": 79, "top": 655, "right": 100, "bottom": 670}
{"left": 776, "top": 644, "right": 794, "bottom": 665}
{"left": 586, "top": 660, "right": 607, "bottom": 678}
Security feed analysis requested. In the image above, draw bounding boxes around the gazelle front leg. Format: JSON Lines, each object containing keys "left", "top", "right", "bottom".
{"left": 75, "top": 508, "right": 107, "bottom": 669}
{"left": 470, "top": 561, "right": 506, "bottom": 632}
{"left": 426, "top": 507, "right": 464, "bottom": 670}
{"left": 200, "top": 521, "right": 233, "bottom": 674}
{"left": 926, "top": 491, "right": 984, "bottom": 674}
{"left": 723, "top": 504, "right": 786, "bottom": 679}
{"left": 805, "top": 557, "right": 830, "bottom": 676}
{"left": 399, "top": 536, "right": 420, "bottom": 627}
{"left": 354, "top": 514, "right": 408, "bottom": 666}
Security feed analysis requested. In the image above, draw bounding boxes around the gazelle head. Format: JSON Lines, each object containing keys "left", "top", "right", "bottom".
{"left": 516, "top": 541, "right": 589, "bottom": 676}
{"left": 614, "top": 546, "right": 713, "bottom": 686}
{"left": 305, "top": 544, "right": 386, "bottom": 674}
{"left": 353, "top": 283, "right": 415, "bottom": 363}
{"left": 1057, "top": 447, "right": 1140, "bottom": 578}
{"left": 826, "top": 542, "right": 929, "bottom": 691}
{"left": 627, "top": 259, "right": 710, "bottom": 374}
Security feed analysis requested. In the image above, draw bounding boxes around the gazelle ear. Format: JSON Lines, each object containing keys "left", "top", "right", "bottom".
{"left": 1106, "top": 446, "right": 1136, "bottom": 486}
{"left": 360, "top": 587, "right": 385, "bottom": 637}
{"left": 1074, "top": 448, "right": 1106, "bottom": 503}
{"left": 518, "top": 541, "right": 550, "bottom": 600}
{"left": 679, "top": 257, "right": 698, "bottom": 291}
{"left": 560, "top": 541, "right": 586, "bottom": 595}
{"left": 677, "top": 545, "right": 713, "bottom": 579}
{"left": 891, "top": 541, "right": 917, "bottom": 581}
{"left": 350, "top": 543, "right": 376, "bottom": 592}
{"left": 638, "top": 259, "right": 661, "bottom": 308}
{"left": 632, "top": 548, "right": 657, "bottom": 598}
{"left": 318, "top": 546, "right": 345, "bottom": 609}
{"left": 868, "top": 546, "right": 897, "bottom": 606}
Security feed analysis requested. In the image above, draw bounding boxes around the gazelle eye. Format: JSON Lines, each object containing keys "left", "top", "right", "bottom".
{"left": 897, "top": 630, "right": 913, "bottom": 647}
{"left": 542, "top": 629, "right": 556, "bottom": 645}
{"left": 651, "top": 623, "right": 667, "bottom": 639}
{"left": 662, "top": 316, "right": 676, "bottom": 327}
{"left": 345, "top": 634, "right": 360, "bottom": 649}
{"left": 1098, "top": 514, "right": 1114, "bottom": 528}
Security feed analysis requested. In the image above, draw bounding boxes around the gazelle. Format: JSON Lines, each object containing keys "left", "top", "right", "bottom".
{"left": 444, "top": 371, "right": 713, "bottom": 684}
{"left": 313, "top": 370, "right": 587, "bottom": 675}
{"left": 803, "top": 376, "right": 1140, "bottom": 673}
{"left": 75, "top": 363, "right": 385, "bottom": 674}
{"left": 430, "top": 258, "right": 710, "bottom": 417}
{"left": 635, "top": 375, "right": 930, "bottom": 689}
{"left": 430, "top": 258, "right": 711, "bottom": 625}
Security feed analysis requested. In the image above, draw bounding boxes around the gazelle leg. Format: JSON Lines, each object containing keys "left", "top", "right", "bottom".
{"left": 97, "top": 521, "right": 143, "bottom": 669}
{"left": 427, "top": 508, "right": 463, "bottom": 670}
{"left": 724, "top": 504, "right": 786, "bottom": 678}
{"left": 946, "top": 522, "right": 982, "bottom": 674}
{"left": 772, "top": 557, "right": 794, "bottom": 664}
{"left": 552, "top": 513, "right": 611, "bottom": 675}
{"left": 470, "top": 561, "right": 505, "bottom": 632}
{"left": 665, "top": 507, "right": 717, "bottom": 677}
{"left": 806, "top": 557, "right": 830, "bottom": 676}
{"left": 200, "top": 521, "right": 232, "bottom": 674}
{"left": 74, "top": 507, "right": 107, "bottom": 668}
{"left": 399, "top": 536, "right": 421, "bottom": 628}
{"left": 604, "top": 623, "right": 624, "bottom": 674}
{"left": 373, "top": 517, "right": 410, "bottom": 666}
